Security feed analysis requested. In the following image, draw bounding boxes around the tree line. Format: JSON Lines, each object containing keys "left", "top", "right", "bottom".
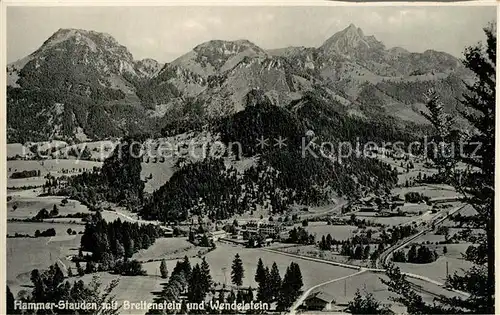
{"left": 80, "top": 213, "right": 161, "bottom": 270}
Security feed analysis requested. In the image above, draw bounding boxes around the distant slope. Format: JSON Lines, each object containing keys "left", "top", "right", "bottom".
{"left": 7, "top": 24, "right": 469, "bottom": 143}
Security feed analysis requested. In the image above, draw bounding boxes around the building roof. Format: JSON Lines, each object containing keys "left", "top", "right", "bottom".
{"left": 209, "top": 230, "right": 227, "bottom": 235}
{"left": 307, "top": 291, "right": 335, "bottom": 303}
{"left": 56, "top": 260, "right": 69, "bottom": 277}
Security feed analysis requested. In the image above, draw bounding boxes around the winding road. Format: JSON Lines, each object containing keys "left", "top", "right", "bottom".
{"left": 289, "top": 269, "right": 368, "bottom": 315}
{"left": 376, "top": 203, "right": 466, "bottom": 268}
{"left": 281, "top": 202, "right": 469, "bottom": 314}
{"left": 102, "top": 195, "right": 468, "bottom": 314}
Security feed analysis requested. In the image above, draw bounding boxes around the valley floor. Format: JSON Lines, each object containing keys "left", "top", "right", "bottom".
{"left": 6, "top": 153, "right": 476, "bottom": 314}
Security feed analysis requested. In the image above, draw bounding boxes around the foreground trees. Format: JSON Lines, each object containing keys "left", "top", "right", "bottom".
{"left": 384, "top": 23, "right": 495, "bottom": 314}
{"left": 11, "top": 263, "right": 120, "bottom": 315}
{"left": 80, "top": 216, "right": 161, "bottom": 265}
{"left": 348, "top": 289, "right": 392, "bottom": 315}
{"left": 277, "top": 262, "right": 303, "bottom": 311}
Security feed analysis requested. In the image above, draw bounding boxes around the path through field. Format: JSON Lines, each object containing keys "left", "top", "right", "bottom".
{"left": 289, "top": 269, "right": 368, "bottom": 315}
{"left": 264, "top": 201, "right": 470, "bottom": 313}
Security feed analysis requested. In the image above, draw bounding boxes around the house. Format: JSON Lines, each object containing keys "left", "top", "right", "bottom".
{"left": 208, "top": 230, "right": 227, "bottom": 241}
{"left": 159, "top": 226, "right": 174, "bottom": 237}
{"left": 56, "top": 260, "right": 69, "bottom": 277}
{"left": 264, "top": 238, "right": 273, "bottom": 246}
{"left": 242, "top": 221, "right": 283, "bottom": 238}
{"left": 393, "top": 200, "right": 405, "bottom": 207}
{"left": 258, "top": 223, "right": 283, "bottom": 237}
{"left": 392, "top": 194, "right": 405, "bottom": 202}
{"left": 359, "top": 205, "right": 379, "bottom": 212}
{"left": 303, "top": 291, "right": 336, "bottom": 311}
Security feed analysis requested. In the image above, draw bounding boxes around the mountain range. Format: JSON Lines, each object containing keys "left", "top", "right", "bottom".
{"left": 7, "top": 24, "right": 469, "bottom": 143}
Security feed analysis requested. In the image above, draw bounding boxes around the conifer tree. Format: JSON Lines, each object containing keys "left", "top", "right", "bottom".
{"left": 231, "top": 253, "right": 244, "bottom": 287}
{"left": 200, "top": 257, "right": 212, "bottom": 292}
{"left": 255, "top": 258, "right": 266, "bottom": 284}
{"left": 160, "top": 259, "right": 168, "bottom": 279}
{"left": 385, "top": 23, "right": 496, "bottom": 314}
{"left": 269, "top": 262, "right": 282, "bottom": 300}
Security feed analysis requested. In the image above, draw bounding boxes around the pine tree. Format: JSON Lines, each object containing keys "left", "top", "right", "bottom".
{"left": 269, "top": 262, "right": 282, "bottom": 300}
{"left": 290, "top": 262, "right": 303, "bottom": 296}
{"left": 386, "top": 23, "right": 495, "bottom": 314}
{"left": 160, "top": 259, "right": 168, "bottom": 279}
{"left": 348, "top": 289, "right": 391, "bottom": 314}
{"left": 408, "top": 245, "right": 417, "bottom": 263}
{"left": 246, "top": 286, "right": 254, "bottom": 303}
{"left": 227, "top": 290, "right": 236, "bottom": 304}
{"left": 255, "top": 258, "right": 266, "bottom": 284}
{"left": 6, "top": 286, "right": 16, "bottom": 315}
{"left": 187, "top": 264, "right": 205, "bottom": 303}
{"left": 363, "top": 245, "right": 370, "bottom": 260}
{"left": 231, "top": 253, "right": 244, "bottom": 287}
{"left": 86, "top": 261, "right": 96, "bottom": 274}
{"left": 277, "top": 262, "right": 302, "bottom": 311}
{"left": 257, "top": 266, "right": 270, "bottom": 302}
{"left": 76, "top": 261, "right": 85, "bottom": 276}
{"left": 182, "top": 255, "right": 192, "bottom": 281}
{"left": 326, "top": 234, "right": 333, "bottom": 249}
{"left": 320, "top": 235, "right": 327, "bottom": 250}
{"left": 236, "top": 290, "right": 244, "bottom": 303}
{"left": 354, "top": 245, "right": 363, "bottom": 259}
{"left": 200, "top": 257, "right": 212, "bottom": 292}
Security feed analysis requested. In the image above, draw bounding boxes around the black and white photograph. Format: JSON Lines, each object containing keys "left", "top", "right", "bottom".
{"left": 3, "top": 3, "right": 497, "bottom": 315}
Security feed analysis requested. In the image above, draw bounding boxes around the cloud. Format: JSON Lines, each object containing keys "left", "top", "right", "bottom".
{"left": 366, "top": 12, "right": 383, "bottom": 25}
{"left": 206, "top": 17, "right": 222, "bottom": 25}
{"left": 182, "top": 19, "right": 206, "bottom": 31}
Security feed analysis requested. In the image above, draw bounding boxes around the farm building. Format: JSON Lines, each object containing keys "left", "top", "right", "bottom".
{"left": 208, "top": 230, "right": 227, "bottom": 241}
{"left": 242, "top": 221, "right": 283, "bottom": 238}
{"left": 359, "top": 205, "right": 379, "bottom": 212}
{"left": 56, "top": 260, "right": 69, "bottom": 277}
{"left": 303, "top": 291, "right": 335, "bottom": 311}
{"left": 159, "top": 226, "right": 174, "bottom": 237}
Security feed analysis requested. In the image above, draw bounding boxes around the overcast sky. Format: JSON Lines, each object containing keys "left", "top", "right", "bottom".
{"left": 7, "top": 6, "right": 496, "bottom": 63}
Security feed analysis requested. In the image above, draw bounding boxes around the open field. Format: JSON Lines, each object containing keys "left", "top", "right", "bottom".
{"left": 100, "top": 208, "right": 161, "bottom": 225}
{"left": 7, "top": 222, "right": 85, "bottom": 236}
{"left": 311, "top": 272, "right": 403, "bottom": 311}
{"left": 312, "top": 271, "right": 458, "bottom": 313}
{"left": 396, "top": 255, "right": 473, "bottom": 283}
{"left": 441, "top": 204, "right": 479, "bottom": 227}
{"left": 133, "top": 237, "right": 209, "bottom": 262}
{"left": 7, "top": 235, "right": 81, "bottom": 294}
{"left": 396, "top": 237, "right": 473, "bottom": 283}
{"left": 53, "top": 141, "right": 116, "bottom": 160}
{"left": 342, "top": 214, "right": 415, "bottom": 226}
{"left": 76, "top": 273, "right": 164, "bottom": 315}
{"left": 392, "top": 185, "right": 460, "bottom": 199}
{"left": 303, "top": 222, "right": 358, "bottom": 240}
{"left": 7, "top": 177, "right": 48, "bottom": 188}
{"left": 143, "top": 242, "right": 357, "bottom": 289}
{"left": 7, "top": 159, "right": 103, "bottom": 176}
{"left": 7, "top": 159, "right": 103, "bottom": 188}
{"left": 7, "top": 194, "right": 90, "bottom": 220}
{"left": 141, "top": 161, "right": 175, "bottom": 193}
{"left": 8, "top": 142, "right": 67, "bottom": 159}
{"left": 275, "top": 244, "right": 377, "bottom": 268}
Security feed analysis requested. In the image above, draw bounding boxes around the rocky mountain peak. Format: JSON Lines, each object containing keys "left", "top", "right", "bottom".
{"left": 8, "top": 28, "right": 141, "bottom": 91}
{"left": 41, "top": 28, "right": 125, "bottom": 56}
{"left": 193, "top": 39, "right": 266, "bottom": 56}
{"left": 135, "top": 58, "right": 164, "bottom": 78}
{"left": 320, "top": 24, "right": 384, "bottom": 55}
